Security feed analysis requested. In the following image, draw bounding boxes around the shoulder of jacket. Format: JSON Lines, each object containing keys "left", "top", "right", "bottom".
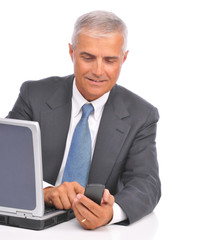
{"left": 114, "top": 84, "right": 157, "bottom": 111}
{"left": 21, "top": 74, "right": 73, "bottom": 87}
{"left": 20, "top": 75, "right": 74, "bottom": 92}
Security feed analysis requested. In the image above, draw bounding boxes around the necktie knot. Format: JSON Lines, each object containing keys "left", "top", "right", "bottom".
{"left": 81, "top": 104, "right": 94, "bottom": 119}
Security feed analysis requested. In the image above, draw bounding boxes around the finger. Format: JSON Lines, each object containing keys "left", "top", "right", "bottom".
{"left": 51, "top": 195, "right": 64, "bottom": 209}
{"left": 72, "top": 197, "right": 97, "bottom": 230}
{"left": 101, "top": 189, "right": 115, "bottom": 206}
{"left": 72, "top": 198, "right": 89, "bottom": 225}
{"left": 76, "top": 194, "right": 101, "bottom": 216}
{"left": 101, "top": 189, "right": 109, "bottom": 204}
{"left": 59, "top": 193, "right": 71, "bottom": 209}
{"left": 48, "top": 187, "right": 67, "bottom": 209}
{"left": 44, "top": 187, "right": 54, "bottom": 205}
{"left": 73, "top": 181, "right": 85, "bottom": 194}
{"left": 44, "top": 187, "right": 63, "bottom": 209}
{"left": 62, "top": 181, "right": 85, "bottom": 205}
{"left": 77, "top": 190, "right": 114, "bottom": 216}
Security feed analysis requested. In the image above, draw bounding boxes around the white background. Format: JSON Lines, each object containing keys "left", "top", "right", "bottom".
{"left": 0, "top": 0, "right": 200, "bottom": 239}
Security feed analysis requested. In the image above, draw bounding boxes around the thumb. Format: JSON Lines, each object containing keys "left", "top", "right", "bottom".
{"left": 101, "top": 189, "right": 114, "bottom": 205}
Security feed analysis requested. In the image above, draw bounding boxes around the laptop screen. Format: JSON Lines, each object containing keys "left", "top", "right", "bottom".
{"left": 0, "top": 123, "right": 36, "bottom": 210}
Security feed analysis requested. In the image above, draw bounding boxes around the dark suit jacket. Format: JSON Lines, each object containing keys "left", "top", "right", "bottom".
{"left": 7, "top": 75, "right": 161, "bottom": 224}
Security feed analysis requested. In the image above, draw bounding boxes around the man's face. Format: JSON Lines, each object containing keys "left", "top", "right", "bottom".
{"left": 69, "top": 32, "right": 128, "bottom": 101}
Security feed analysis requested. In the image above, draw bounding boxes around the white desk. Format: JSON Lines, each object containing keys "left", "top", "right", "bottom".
{"left": 1, "top": 203, "right": 200, "bottom": 240}
{"left": 0, "top": 213, "right": 158, "bottom": 240}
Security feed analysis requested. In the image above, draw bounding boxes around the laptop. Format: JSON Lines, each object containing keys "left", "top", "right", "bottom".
{"left": 0, "top": 118, "right": 74, "bottom": 230}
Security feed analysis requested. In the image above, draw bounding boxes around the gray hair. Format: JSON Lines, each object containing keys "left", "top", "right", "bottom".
{"left": 71, "top": 10, "right": 128, "bottom": 53}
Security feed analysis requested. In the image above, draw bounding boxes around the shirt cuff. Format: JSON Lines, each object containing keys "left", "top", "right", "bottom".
{"left": 108, "top": 202, "right": 127, "bottom": 225}
{"left": 43, "top": 181, "right": 53, "bottom": 189}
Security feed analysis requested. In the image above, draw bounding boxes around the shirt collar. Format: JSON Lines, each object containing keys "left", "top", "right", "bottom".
{"left": 72, "top": 79, "right": 110, "bottom": 120}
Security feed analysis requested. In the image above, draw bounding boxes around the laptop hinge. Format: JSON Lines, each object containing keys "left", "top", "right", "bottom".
{"left": 16, "top": 211, "right": 33, "bottom": 218}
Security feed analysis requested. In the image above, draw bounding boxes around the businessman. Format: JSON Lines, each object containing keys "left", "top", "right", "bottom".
{"left": 7, "top": 10, "right": 161, "bottom": 229}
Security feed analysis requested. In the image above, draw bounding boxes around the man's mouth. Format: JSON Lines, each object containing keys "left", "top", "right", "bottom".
{"left": 86, "top": 77, "right": 106, "bottom": 83}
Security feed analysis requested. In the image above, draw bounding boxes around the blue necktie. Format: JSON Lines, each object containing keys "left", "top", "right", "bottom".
{"left": 62, "top": 104, "right": 94, "bottom": 187}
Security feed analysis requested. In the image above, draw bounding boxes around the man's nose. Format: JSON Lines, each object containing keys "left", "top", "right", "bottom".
{"left": 92, "top": 59, "right": 104, "bottom": 77}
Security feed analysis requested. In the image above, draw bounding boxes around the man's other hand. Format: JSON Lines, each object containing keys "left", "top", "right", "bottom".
{"left": 44, "top": 181, "right": 84, "bottom": 210}
{"left": 72, "top": 189, "right": 114, "bottom": 229}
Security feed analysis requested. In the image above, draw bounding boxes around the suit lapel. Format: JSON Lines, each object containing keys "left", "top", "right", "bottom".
{"left": 41, "top": 75, "right": 74, "bottom": 142}
{"left": 88, "top": 86, "right": 131, "bottom": 185}
{"left": 40, "top": 76, "right": 73, "bottom": 184}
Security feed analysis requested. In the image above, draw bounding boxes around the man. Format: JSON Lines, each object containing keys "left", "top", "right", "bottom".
{"left": 7, "top": 10, "right": 161, "bottom": 230}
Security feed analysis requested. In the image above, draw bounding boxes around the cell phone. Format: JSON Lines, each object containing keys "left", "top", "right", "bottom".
{"left": 84, "top": 184, "right": 105, "bottom": 205}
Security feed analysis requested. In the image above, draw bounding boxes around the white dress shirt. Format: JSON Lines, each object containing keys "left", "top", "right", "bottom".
{"left": 44, "top": 79, "right": 127, "bottom": 224}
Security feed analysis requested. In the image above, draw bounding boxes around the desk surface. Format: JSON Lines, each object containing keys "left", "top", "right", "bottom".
{"left": 1, "top": 205, "right": 200, "bottom": 240}
{"left": 1, "top": 213, "right": 158, "bottom": 240}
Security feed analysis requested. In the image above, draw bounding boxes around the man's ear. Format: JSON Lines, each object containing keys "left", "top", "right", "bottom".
{"left": 68, "top": 43, "right": 74, "bottom": 62}
{"left": 123, "top": 50, "right": 129, "bottom": 63}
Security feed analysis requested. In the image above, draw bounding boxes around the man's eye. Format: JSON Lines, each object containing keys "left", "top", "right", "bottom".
{"left": 105, "top": 58, "right": 117, "bottom": 64}
{"left": 106, "top": 60, "right": 114, "bottom": 63}
{"left": 82, "top": 56, "right": 94, "bottom": 61}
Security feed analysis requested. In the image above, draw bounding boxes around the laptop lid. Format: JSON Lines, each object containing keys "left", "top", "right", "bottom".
{"left": 0, "top": 118, "right": 74, "bottom": 230}
{"left": 0, "top": 118, "right": 44, "bottom": 218}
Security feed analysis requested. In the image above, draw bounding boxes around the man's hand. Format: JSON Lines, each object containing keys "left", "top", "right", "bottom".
{"left": 44, "top": 181, "right": 84, "bottom": 210}
{"left": 72, "top": 189, "right": 115, "bottom": 230}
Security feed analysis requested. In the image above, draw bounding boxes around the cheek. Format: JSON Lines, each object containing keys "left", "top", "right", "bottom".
{"left": 74, "top": 61, "right": 90, "bottom": 76}
{"left": 75, "top": 60, "right": 91, "bottom": 73}
{"left": 106, "top": 65, "right": 122, "bottom": 80}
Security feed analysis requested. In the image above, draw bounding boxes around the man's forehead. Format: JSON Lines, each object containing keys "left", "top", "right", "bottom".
{"left": 75, "top": 32, "right": 124, "bottom": 55}
{"left": 80, "top": 51, "right": 120, "bottom": 58}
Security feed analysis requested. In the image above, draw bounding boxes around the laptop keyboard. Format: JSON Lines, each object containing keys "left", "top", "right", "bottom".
{"left": 44, "top": 205, "right": 57, "bottom": 214}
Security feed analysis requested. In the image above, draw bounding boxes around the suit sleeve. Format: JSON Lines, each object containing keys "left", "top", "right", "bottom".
{"left": 114, "top": 107, "right": 161, "bottom": 225}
